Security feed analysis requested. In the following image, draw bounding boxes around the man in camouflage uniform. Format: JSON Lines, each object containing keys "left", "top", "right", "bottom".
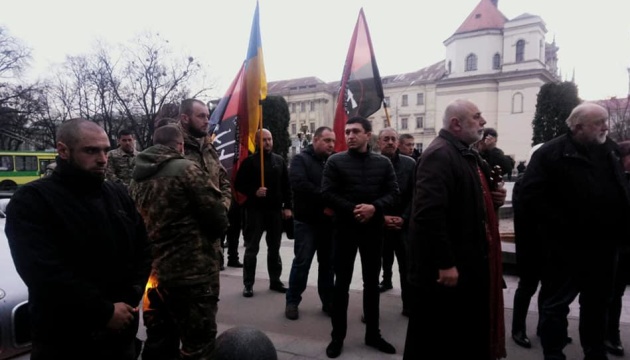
{"left": 177, "top": 98, "right": 232, "bottom": 269}
{"left": 106, "top": 129, "right": 138, "bottom": 186}
{"left": 129, "top": 125, "right": 228, "bottom": 360}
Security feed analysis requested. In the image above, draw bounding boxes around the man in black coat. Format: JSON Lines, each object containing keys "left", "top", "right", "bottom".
{"left": 6, "top": 119, "right": 151, "bottom": 360}
{"left": 520, "top": 102, "right": 630, "bottom": 360}
{"left": 322, "top": 116, "right": 399, "bottom": 358}
{"left": 285, "top": 126, "right": 336, "bottom": 320}
{"left": 234, "top": 128, "right": 293, "bottom": 298}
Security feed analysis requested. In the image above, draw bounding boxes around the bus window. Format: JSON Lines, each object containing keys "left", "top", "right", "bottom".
{"left": 0, "top": 156, "right": 13, "bottom": 171}
{"left": 15, "top": 156, "right": 38, "bottom": 172}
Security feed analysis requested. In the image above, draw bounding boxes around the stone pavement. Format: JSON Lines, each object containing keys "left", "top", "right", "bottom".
{"left": 133, "top": 234, "right": 630, "bottom": 359}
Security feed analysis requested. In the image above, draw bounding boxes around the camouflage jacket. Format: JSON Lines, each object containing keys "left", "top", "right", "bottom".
{"left": 179, "top": 124, "right": 232, "bottom": 210}
{"left": 106, "top": 147, "right": 138, "bottom": 187}
{"left": 129, "top": 144, "right": 228, "bottom": 286}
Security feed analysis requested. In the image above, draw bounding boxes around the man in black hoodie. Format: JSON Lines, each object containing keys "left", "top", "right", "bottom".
{"left": 6, "top": 118, "right": 151, "bottom": 360}
{"left": 235, "top": 128, "right": 293, "bottom": 298}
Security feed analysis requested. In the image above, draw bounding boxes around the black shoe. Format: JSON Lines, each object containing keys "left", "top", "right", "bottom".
{"left": 326, "top": 339, "right": 343, "bottom": 358}
{"left": 227, "top": 260, "right": 243, "bottom": 268}
{"left": 365, "top": 336, "right": 396, "bottom": 354}
{"left": 285, "top": 304, "right": 299, "bottom": 320}
{"left": 512, "top": 330, "right": 532, "bottom": 348}
{"left": 243, "top": 286, "right": 253, "bottom": 298}
{"left": 605, "top": 339, "right": 625, "bottom": 356}
{"left": 379, "top": 281, "right": 393, "bottom": 292}
{"left": 269, "top": 282, "right": 287, "bottom": 293}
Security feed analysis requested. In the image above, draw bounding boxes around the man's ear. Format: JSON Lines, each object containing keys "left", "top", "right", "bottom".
{"left": 57, "top": 141, "right": 70, "bottom": 160}
{"left": 450, "top": 117, "right": 462, "bottom": 131}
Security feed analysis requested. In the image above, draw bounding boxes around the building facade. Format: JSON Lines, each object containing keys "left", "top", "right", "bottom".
{"left": 268, "top": 0, "right": 559, "bottom": 162}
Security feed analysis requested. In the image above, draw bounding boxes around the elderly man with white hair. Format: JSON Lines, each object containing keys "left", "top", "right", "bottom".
{"left": 519, "top": 102, "right": 630, "bottom": 360}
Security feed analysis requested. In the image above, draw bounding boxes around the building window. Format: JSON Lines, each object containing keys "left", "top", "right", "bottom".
{"left": 310, "top": 101, "right": 315, "bottom": 111}
{"left": 310, "top": 122, "right": 315, "bottom": 133}
{"left": 493, "top": 53, "right": 501, "bottom": 69}
{"left": 383, "top": 119, "right": 388, "bottom": 128}
{"left": 401, "top": 117, "right": 408, "bottom": 130}
{"left": 415, "top": 116, "right": 424, "bottom": 129}
{"left": 291, "top": 123, "right": 296, "bottom": 135}
{"left": 416, "top": 143, "right": 423, "bottom": 153}
{"left": 448, "top": 61, "right": 452, "bottom": 74}
{"left": 384, "top": 96, "right": 390, "bottom": 107}
{"left": 291, "top": 103, "right": 296, "bottom": 113}
{"left": 465, "top": 53, "right": 477, "bottom": 71}
{"left": 300, "top": 102, "right": 306, "bottom": 112}
{"left": 416, "top": 93, "right": 424, "bottom": 105}
{"left": 401, "top": 95, "right": 408, "bottom": 107}
{"left": 516, "top": 40, "right": 525, "bottom": 63}
{"left": 512, "top": 92, "right": 524, "bottom": 113}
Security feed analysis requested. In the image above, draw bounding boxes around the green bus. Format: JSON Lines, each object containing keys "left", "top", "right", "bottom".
{"left": 0, "top": 151, "right": 57, "bottom": 190}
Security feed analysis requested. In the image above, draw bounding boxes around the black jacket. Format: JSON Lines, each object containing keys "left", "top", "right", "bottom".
{"left": 235, "top": 150, "right": 292, "bottom": 210}
{"left": 384, "top": 151, "right": 416, "bottom": 223}
{"left": 289, "top": 145, "right": 330, "bottom": 224}
{"left": 5, "top": 159, "right": 151, "bottom": 340}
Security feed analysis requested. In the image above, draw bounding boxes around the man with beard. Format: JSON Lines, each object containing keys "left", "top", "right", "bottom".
{"left": 322, "top": 117, "right": 399, "bottom": 358}
{"left": 5, "top": 119, "right": 151, "bottom": 360}
{"left": 520, "top": 102, "right": 630, "bottom": 360}
{"left": 404, "top": 99, "right": 507, "bottom": 360}
{"left": 106, "top": 128, "right": 138, "bottom": 186}
{"left": 285, "top": 126, "right": 336, "bottom": 320}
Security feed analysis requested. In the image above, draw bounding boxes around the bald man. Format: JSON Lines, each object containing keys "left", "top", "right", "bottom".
{"left": 6, "top": 118, "right": 151, "bottom": 360}
{"left": 234, "top": 128, "right": 293, "bottom": 298}
{"left": 405, "top": 99, "right": 507, "bottom": 360}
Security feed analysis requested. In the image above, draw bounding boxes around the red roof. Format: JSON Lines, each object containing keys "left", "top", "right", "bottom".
{"left": 454, "top": 0, "right": 508, "bottom": 35}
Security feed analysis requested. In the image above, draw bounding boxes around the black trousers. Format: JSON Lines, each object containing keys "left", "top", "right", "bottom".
{"left": 242, "top": 206, "right": 283, "bottom": 287}
{"left": 606, "top": 251, "right": 629, "bottom": 342}
{"left": 330, "top": 223, "right": 383, "bottom": 341}
{"left": 381, "top": 227, "right": 410, "bottom": 310}
{"left": 223, "top": 201, "right": 243, "bottom": 263}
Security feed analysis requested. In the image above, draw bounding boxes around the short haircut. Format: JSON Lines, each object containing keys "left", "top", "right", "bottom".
{"left": 378, "top": 127, "right": 398, "bottom": 137}
{"left": 179, "top": 98, "right": 206, "bottom": 117}
{"left": 399, "top": 133, "right": 414, "bottom": 142}
{"left": 618, "top": 140, "right": 630, "bottom": 157}
{"left": 346, "top": 116, "right": 372, "bottom": 133}
{"left": 155, "top": 117, "right": 178, "bottom": 129}
{"left": 313, "top": 126, "right": 332, "bottom": 138}
{"left": 118, "top": 128, "right": 133, "bottom": 138}
{"left": 57, "top": 118, "right": 102, "bottom": 148}
{"left": 153, "top": 125, "right": 183, "bottom": 148}
{"left": 483, "top": 128, "right": 498, "bottom": 138}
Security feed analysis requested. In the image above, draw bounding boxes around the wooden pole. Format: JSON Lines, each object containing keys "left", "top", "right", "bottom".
{"left": 383, "top": 100, "right": 391, "bottom": 128}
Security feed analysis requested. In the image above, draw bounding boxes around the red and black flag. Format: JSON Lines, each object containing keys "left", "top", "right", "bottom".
{"left": 333, "top": 8, "right": 385, "bottom": 152}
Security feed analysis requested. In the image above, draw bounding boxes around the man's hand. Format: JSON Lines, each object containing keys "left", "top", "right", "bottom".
{"left": 353, "top": 204, "right": 375, "bottom": 223}
{"left": 491, "top": 185, "right": 507, "bottom": 208}
{"left": 255, "top": 187, "right": 267, "bottom": 198}
{"left": 282, "top": 209, "right": 293, "bottom": 219}
{"left": 106, "top": 302, "right": 137, "bottom": 331}
{"left": 437, "top": 267, "right": 459, "bottom": 287}
{"left": 384, "top": 215, "right": 403, "bottom": 230}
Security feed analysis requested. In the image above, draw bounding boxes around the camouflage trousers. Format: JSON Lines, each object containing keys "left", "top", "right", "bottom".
{"left": 141, "top": 279, "right": 219, "bottom": 360}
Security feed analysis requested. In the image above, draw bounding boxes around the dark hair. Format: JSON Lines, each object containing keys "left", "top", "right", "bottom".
{"left": 399, "top": 133, "right": 414, "bottom": 142}
{"left": 179, "top": 98, "right": 206, "bottom": 117}
{"left": 57, "top": 118, "right": 102, "bottom": 147}
{"left": 313, "top": 126, "right": 332, "bottom": 137}
{"left": 118, "top": 129, "right": 133, "bottom": 138}
{"left": 483, "top": 128, "right": 498, "bottom": 138}
{"left": 155, "top": 117, "right": 178, "bottom": 129}
{"left": 346, "top": 116, "right": 372, "bottom": 133}
{"left": 153, "top": 125, "right": 183, "bottom": 148}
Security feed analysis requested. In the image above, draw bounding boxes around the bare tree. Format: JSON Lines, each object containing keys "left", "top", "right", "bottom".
{"left": 598, "top": 96, "right": 630, "bottom": 142}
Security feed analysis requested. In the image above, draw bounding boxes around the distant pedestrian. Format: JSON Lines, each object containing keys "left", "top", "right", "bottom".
{"left": 376, "top": 128, "right": 415, "bottom": 319}
{"left": 6, "top": 118, "right": 151, "bottom": 360}
{"left": 235, "top": 128, "right": 293, "bottom": 298}
{"left": 404, "top": 99, "right": 507, "bottom": 360}
{"left": 516, "top": 160, "right": 526, "bottom": 174}
{"left": 285, "top": 126, "right": 336, "bottom": 320}
{"left": 130, "top": 125, "right": 228, "bottom": 359}
{"left": 519, "top": 102, "right": 630, "bottom": 360}
{"left": 106, "top": 128, "right": 138, "bottom": 186}
{"left": 477, "top": 127, "right": 514, "bottom": 180}
{"left": 322, "top": 116, "right": 399, "bottom": 358}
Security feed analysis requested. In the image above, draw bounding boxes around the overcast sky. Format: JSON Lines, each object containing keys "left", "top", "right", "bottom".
{"left": 3, "top": 0, "right": 629, "bottom": 101}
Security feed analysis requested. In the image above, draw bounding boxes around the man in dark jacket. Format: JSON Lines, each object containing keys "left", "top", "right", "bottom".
{"left": 376, "top": 128, "right": 415, "bottom": 317}
{"left": 477, "top": 128, "right": 514, "bottom": 180}
{"left": 130, "top": 125, "right": 228, "bottom": 360}
{"left": 519, "top": 102, "right": 630, "bottom": 360}
{"left": 285, "top": 126, "right": 336, "bottom": 320}
{"left": 235, "top": 128, "right": 293, "bottom": 297}
{"left": 5, "top": 119, "right": 151, "bottom": 360}
{"left": 322, "top": 116, "right": 399, "bottom": 358}
{"left": 404, "top": 99, "right": 507, "bottom": 360}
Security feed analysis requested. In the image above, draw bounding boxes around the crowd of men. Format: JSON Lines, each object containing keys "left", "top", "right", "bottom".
{"left": 5, "top": 97, "right": 630, "bottom": 360}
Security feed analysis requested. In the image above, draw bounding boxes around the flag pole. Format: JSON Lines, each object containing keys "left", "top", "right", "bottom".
{"left": 258, "top": 99, "right": 265, "bottom": 188}
{"left": 383, "top": 100, "right": 391, "bottom": 128}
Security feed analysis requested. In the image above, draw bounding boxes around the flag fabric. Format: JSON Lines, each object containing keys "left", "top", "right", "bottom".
{"left": 333, "top": 8, "right": 385, "bottom": 152}
{"left": 211, "top": 1, "right": 267, "bottom": 204}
